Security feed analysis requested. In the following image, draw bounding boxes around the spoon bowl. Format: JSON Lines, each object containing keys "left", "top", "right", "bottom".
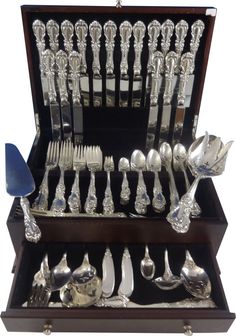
{"left": 72, "top": 253, "right": 97, "bottom": 284}
{"left": 50, "top": 253, "right": 72, "bottom": 291}
{"left": 140, "top": 245, "right": 156, "bottom": 280}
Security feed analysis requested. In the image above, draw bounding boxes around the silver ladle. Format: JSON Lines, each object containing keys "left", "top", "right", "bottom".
{"left": 140, "top": 245, "right": 156, "bottom": 280}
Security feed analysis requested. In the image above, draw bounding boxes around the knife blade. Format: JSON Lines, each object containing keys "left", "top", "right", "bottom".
{"left": 69, "top": 51, "right": 83, "bottom": 144}
{"left": 75, "top": 20, "right": 90, "bottom": 107}
{"left": 104, "top": 20, "right": 117, "bottom": 107}
{"left": 159, "top": 51, "right": 178, "bottom": 144}
{"left": 55, "top": 50, "right": 72, "bottom": 140}
{"left": 102, "top": 247, "right": 115, "bottom": 298}
{"left": 5, "top": 143, "right": 41, "bottom": 243}
{"left": 145, "top": 20, "right": 161, "bottom": 104}
{"left": 42, "top": 49, "right": 61, "bottom": 140}
{"left": 32, "top": 20, "right": 48, "bottom": 106}
{"left": 132, "top": 21, "right": 146, "bottom": 108}
{"left": 118, "top": 247, "right": 134, "bottom": 298}
{"left": 89, "top": 21, "right": 102, "bottom": 107}
{"left": 172, "top": 52, "right": 194, "bottom": 144}
{"left": 119, "top": 21, "right": 132, "bottom": 107}
{"left": 145, "top": 51, "right": 164, "bottom": 150}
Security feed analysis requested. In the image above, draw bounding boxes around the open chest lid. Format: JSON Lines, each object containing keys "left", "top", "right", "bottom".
{"left": 21, "top": 5, "right": 216, "bottom": 151}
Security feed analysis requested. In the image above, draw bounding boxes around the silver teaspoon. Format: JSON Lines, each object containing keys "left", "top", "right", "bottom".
{"left": 118, "top": 157, "right": 131, "bottom": 205}
{"left": 140, "top": 245, "right": 156, "bottom": 280}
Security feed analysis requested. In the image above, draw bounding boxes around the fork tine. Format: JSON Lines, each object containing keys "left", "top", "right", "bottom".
{"left": 46, "top": 141, "right": 52, "bottom": 163}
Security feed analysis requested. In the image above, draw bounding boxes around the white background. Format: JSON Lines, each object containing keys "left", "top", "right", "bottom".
{"left": 0, "top": 0, "right": 235, "bottom": 335}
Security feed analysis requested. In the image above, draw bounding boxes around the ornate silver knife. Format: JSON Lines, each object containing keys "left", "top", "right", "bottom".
{"left": 145, "top": 20, "right": 161, "bottom": 103}
{"left": 132, "top": 21, "right": 146, "bottom": 107}
{"left": 42, "top": 49, "right": 61, "bottom": 140}
{"left": 145, "top": 51, "right": 164, "bottom": 150}
{"left": 56, "top": 50, "right": 72, "bottom": 140}
{"left": 69, "top": 51, "right": 83, "bottom": 144}
{"left": 75, "top": 19, "right": 89, "bottom": 106}
{"left": 89, "top": 21, "right": 102, "bottom": 107}
{"left": 32, "top": 20, "right": 48, "bottom": 105}
{"left": 172, "top": 52, "right": 194, "bottom": 143}
{"left": 159, "top": 51, "right": 178, "bottom": 144}
{"left": 119, "top": 21, "right": 132, "bottom": 107}
{"left": 175, "top": 20, "right": 189, "bottom": 68}
{"left": 46, "top": 20, "right": 59, "bottom": 53}
{"left": 161, "top": 20, "right": 174, "bottom": 57}
{"left": 104, "top": 20, "right": 117, "bottom": 107}
{"left": 61, "top": 20, "right": 74, "bottom": 54}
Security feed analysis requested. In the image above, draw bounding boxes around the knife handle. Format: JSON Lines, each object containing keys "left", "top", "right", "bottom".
{"left": 89, "top": 21, "right": 102, "bottom": 76}
{"left": 104, "top": 20, "right": 117, "bottom": 75}
{"left": 69, "top": 51, "right": 82, "bottom": 104}
{"left": 150, "top": 51, "right": 164, "bottom": 105}
{"left": 20, "top": 197, "right": 41, "bottom": 243}
{"left": 42, "top": 49, "right": 57, "bottom": 103}
{"left": 56, "top": 50, "right": 69, "bottom": 103}
{"left": 147, "top": 20, "right": 161, "bottom": 73}
{"left": 133, "top": 21, "right": 146, "bottom": 77}
{"left": 163, "top": 51, "right": 178, "bottom": 105}
{"left": 119, "top": 21, "right": 132, "bottom": 76}
{"left": 175, "top": 20, "right": 189, "bottom": 57}
{"left": 61, "top": 20, "right": 74, "bottom": 54}
{"left": 75, "top": 19, "right": 88, "bottom": 73}
{"left": 32, "top": 20, "right": 46, "bottom": 65}
{"left": 190, "top": 20, "right": 205, "bottom": 59}
{"left": 177, "top": 52, "right": 194, "bottom": 106}
{"left": 46, "top": 20, "right": 59, "bottom": 53}
{"left": 161, "top": 20, "right": 174, "bottom": 57}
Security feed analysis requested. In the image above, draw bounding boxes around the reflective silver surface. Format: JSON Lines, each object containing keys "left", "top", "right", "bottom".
{"left": 118, "top": 157, "right": 131, "bottom": 205}
{"left": 140, "top": 245, "right": 156, "bottom": 280}
{"left": 72, "top": 252, "right": 97, "bottom": 284}
{"left": 61, "top": 20, "right": 74, "bottom": 54}
{"left": 46, "top": 20, "right": 59, "bottom": 53}
{"left": 50, "top": 253, "right": 72, "bottom": 291}
{"left": 102, "top": 247, "right": 115, "bottom": 298}
{"left": 160, "top": 20, "right": 174, "bottom": 56}
{"left": 103, "top": 156, "right": 115, "bottom": 215}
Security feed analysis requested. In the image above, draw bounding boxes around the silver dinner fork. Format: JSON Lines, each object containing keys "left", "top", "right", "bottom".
{"left": 103, "top": 156, "right": 115, "bottom": 214}
{"left": 84, "top": 146, "right": 103, "bottom": 214}
{"left": 50, "top": 140, "right": 73, "bottom": 215}
{"left": 33, "top": 141, "right": 59, "bottom": 210}
{"left": 68, "top": 145, "right": 86, "bottom": 213}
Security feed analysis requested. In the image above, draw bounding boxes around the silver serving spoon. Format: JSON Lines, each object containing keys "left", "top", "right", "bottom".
{"left": 131, "top": 150, "right": 150, "bottom": 214}
{"left": 180, "top": 250, "right": 211, "bottom": 299}
{"left": 118, "top": 157, "right": 131, "bottom": 205}
{"left": 49, "top": 253, "right": 72, "bottom": 291}
{"left": 173, "top": 143, "right": 201, "bottom": 216}
{"left": 72, "top": 252, "right": 97, "bottom": 284}
{"left": 153, "top": 249, "right": 181, "bottom": 290}
{"left": 140, "top": 245, "right": 156, "bottom": 280}
{"left": 147, "top": 149, "right": 166, "bottom": 213}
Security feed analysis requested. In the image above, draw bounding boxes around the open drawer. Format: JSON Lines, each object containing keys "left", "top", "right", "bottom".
{"left": 1, "top": 241, "right": 235, "bottom": 333}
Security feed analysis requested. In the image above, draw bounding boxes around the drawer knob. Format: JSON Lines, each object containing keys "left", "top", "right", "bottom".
{"left": 43, "top": 324, "right": 52, "bottom": 335}
{"left": 184, "top": 325, "right": 193, "bottom": 336}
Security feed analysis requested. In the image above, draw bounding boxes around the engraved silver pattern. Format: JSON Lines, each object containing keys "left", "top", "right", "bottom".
{"left": 190, "top": 20, "right": 205, "bottom": 59}
{"left": 150, "top": 51, "right": 164, "bottom": 105}
{"left": 177, "top": 52, "right": 194, "bottom": 106}
{"left": 175, "top": 20, "right": 189, "bottom": 58}
{"left": 56, "top": 50, "right": 69, "bottom": 103}
{"left": 161, "top": 20, "right": 174, "bottom": 56}
{"left": 102, "top": 156, "right": 115, "bottom": 215}
{"left": 147, "top": 20, "right": 161, "bottom": 72}
{"left": 68, "top": 51, "right": 82, "bottom": 104}
{"left": 89, "top": 21, "right": 102, "bottom": 76}
{"left": 41, "top": 49, "right": 57, "bottom": 103}
{"left": 46, "top": 20, "right": 59, "bottom": 52}
{"left": 61, "top": 20, "right": 74, "bottom": 54}
{"left": 104, "top": 21, "right": 117, "bottom": 75}
{"left": 132, "top": 21, "right": 146, "bottom": 77}
{"left": 32, "top": 20, "right": 46, "bottom": 62}
{"left": 119, "top": 21, "right": 132, "bottom": 76}
{"left": 163, "top": 51, "right": 178, "bottom": 105}
{"left": 20, "top": 197, "right": 41, "bottom": 243}
{"left": 75, "top": 19, "right": 88, "bottom": 73}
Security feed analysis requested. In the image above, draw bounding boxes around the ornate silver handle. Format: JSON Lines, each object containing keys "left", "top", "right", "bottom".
{"left": 119, "top": 21, "right": 132, "bottom": 76}
{"left": 89, "top": 21, "right": 102, "bottom": 76}
{"left": 135, "top": 171, "right": 150, "bottom": 215}
{"left": 152, "top": 171, "right": 166, "bottom": 213}
{"left": 104, "top": 20, "right": 117, "bottom": 75}
{"left": 32, "top": 20, "right": 46, "bottom": 65}
{"left": 163, "top": 51, "right": 178, "bottom": 105}
{"left": 150, "top": 51, "right": 164, "bottom": 105}
{"left": 41, "top": 49, "right": 57, "bottom": 103}
{"left": 190, "top": 20, "right": 205, "bottom": 59}
{"left": 177, "top": 52, "right": 194, "bottom": 106}
{"left": 56, "top": 50, "right": 69, "bottom": 103}
{"left": 147, "top": 20, "right": 161, "bottom": 72}
{"left": 133, "top": 21, "right": 146, "bottom": 77}
{"left": 32, "top": 168, "right": 50, "bottom": 211}
{"left": 161, "top": 19, "right": 174, "bottom": 56}
{"left": 103, "top": 171, "right": 115, "bottom": 214}
{"left": 120, "top": 171, "right": 131, "bottom": 205}
{"left": 46, "top": 20, "right": 59, "bottom": 53}
{"left": 175, "top": 20, "right": 189, "bottom": 57}
{"left": 75, "top": 19, "right": 88, "bottom": 73}
{"left": 68, "top": 171, "right": 81, "bottom": 213}
{"left": 50, "top": 168, "right": 66, "bottom": 215}
{"left": 85, "top": 171, "right": 97, "bottom": 214}
{"left": 61, "top": 20, "right": 74, "bottom": 54}
{"left": 68, "top": 51, "right": 82, "bottom": 104}
{"left": 20, "top": 197, "right": 41, "bottom": 243}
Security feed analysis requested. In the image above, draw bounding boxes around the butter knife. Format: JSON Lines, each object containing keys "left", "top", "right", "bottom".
{"left": 119, "top": 21, "right": 132, "bottom": 107}
{"left": 159, "top": 51, "right": 178, "bottom": 144}
{"left": 32, "top": 20, "right": 48, "bottom": 106}
{"left": 161, "top": 19, "right": 174, "bottom": 57}
{"left": 104, "top": 20, "right": 117, "bottom": 107}
{"left": 89, "top": 21, "right": 102, "bottom": 107}
{"left": 42, "top": 49, "right": 61, "bottom": 140}
{"left": 102, "top": 247, "right": 115, "bottom": 298}
{"left": 46, "top": 20, "right": 59, "bottom": 53}
{"left": 69, "top": 51, "right": 83, "bottom": 144}
{"left": 132, "top": 21, "right": 146, "bottom": 108}
{"left": 55, "top": 50, "right": 72, "bottom": 140}
{"left": 75, "top": 19, "right": 89, "bottom": 106}
{"left": 172, "top": 52, "right": 194, "bottom": 143}
{"left": 145, "top": 51, "right": 164, "bottom": 150}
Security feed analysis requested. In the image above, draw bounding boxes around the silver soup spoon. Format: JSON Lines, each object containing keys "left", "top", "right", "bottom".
{"left": 140, "top": 245, "right": 156, "bottom": 280}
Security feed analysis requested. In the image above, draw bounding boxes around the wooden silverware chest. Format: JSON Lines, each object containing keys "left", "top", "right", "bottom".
{"left": 1, "top": 4, "right": 235, "bottom": 335}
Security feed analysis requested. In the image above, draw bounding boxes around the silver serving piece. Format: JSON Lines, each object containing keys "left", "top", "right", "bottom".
{"left": 32, "top": 20, "right": 48, "bottom": 105}
{"left": 104, "top": 20, "right": 117, "bottom": 106}
{"left": 132, "top": 21, "right": 146, "bottom": 107}
{"left": 41, "top": 49, "right": 61, "bottom": 140}
{"left": 56, "top": 50, "right": 72, "bottom": 139}
{"left": 175, "top": 20, "right": 189, "bottom": 67}
{"left": 33, "top": 141, "right": 59, "bottom": 211}
{"left": 167, "top": 132, "right": 233, "bottom": 233}
{"left": 75, "top": 19, "right": 89, "bottom": 106}
{"left": 145, "top": 51, "right": 164, "bottom": 150}
{"left": 72, "top": 252, "right": 97, "bottom": 284}
{"left": 102, "top": 247, "right": 115, "bottom": 298}
{"left": 68, "top": 51, "right": 83, "bottom": 144}
{"left": 61, "top": 20, "right": 74, "bottom": 54}
{"left": 140, "top": 245, "right": 156, "bottom": 280}
{"left": 160, "top": 19, "right": 174, "bottom": 56}
{"left": 50, "top": 253, "right": 72, "bottom": 291}
{"left": 119, "top": 21, "right": 132, "bottom": 107}
{"left": 89, "top": 21, "right": 102, "bottom": 107}
{"left": 103, "top": 156, "right": 115, "bottom": 215}
{"left": 118, "top": 157, "right": 131, "bottom": 205}
{"left": 159, "top": 51, "right": 178, "bottom": 143}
